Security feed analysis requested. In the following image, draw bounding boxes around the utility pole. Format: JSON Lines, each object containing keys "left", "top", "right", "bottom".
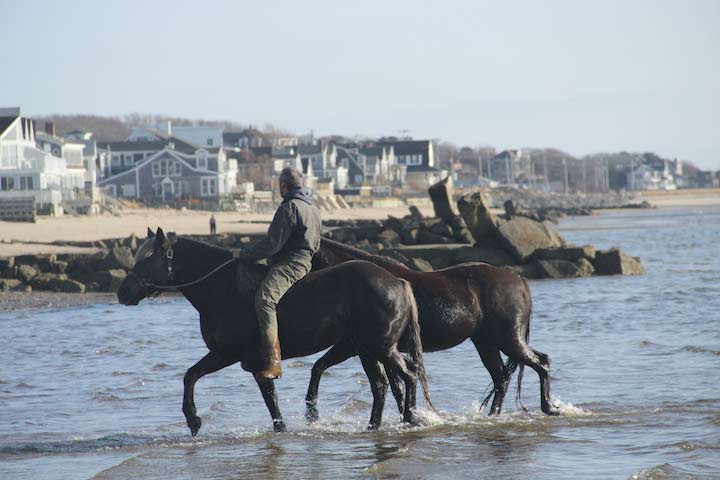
{"left": 563, "top": 157, "right": 569, "bottom": 193}
{"left": 543, "top": 152, "right": 549, "bottom": 191}
{"left": 505, "top": 154, "right": 511, "bottom": 185}
{"left": 582, "top": 158, "right": 587, "bottom": 193}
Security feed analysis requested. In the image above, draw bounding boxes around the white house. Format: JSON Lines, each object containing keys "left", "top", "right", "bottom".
{"left": 0, "top": 108, "right": 86, "bottom": 213}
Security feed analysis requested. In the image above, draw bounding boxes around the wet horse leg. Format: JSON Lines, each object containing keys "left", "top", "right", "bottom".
{"left": 359, "top": 354, "right": 389, "bottom": 430}
{"left": 503, "top": 342, "right": 559, "bottom": 416}
{"left": 305, "top": 340, "right": 356, "bottom": 422}
{"left": 471, "top": 338, "right": 512, "bottom": 415}
{"left": 183, "top": 351, "right": 239, "bottom": 436}
{"left": 386, "top": 368, "right": 406, "bottom": 417}
{"left": 255, "top": 376, "right": 287, "bottom": 432}
{"left": 382, "top": 348, "right": 419, "bottom": 424}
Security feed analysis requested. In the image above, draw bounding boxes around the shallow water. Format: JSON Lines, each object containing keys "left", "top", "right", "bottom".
{"left": 1, "top": 207, "right": 719, "bottom": 479}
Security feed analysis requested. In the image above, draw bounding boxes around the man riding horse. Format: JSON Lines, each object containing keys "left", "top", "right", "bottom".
{"left": 233, "top": 166, "right": 321, "bottom": 380}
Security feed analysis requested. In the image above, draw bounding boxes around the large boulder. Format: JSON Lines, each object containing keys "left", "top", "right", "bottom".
{"left": 457, "top": 191, "right": 498, "bottom": 244}
{"left": 72, "top": 268, "right": 127, "bottom": 292}
{"left": 14, "top": 254, "right": 56, "bottom": 273}
{"left": 427, "top": 176, "right": 458, "bottom": 221}
{"left": 17, "top": 264, "right": 39, "bottom": 283}
{"left": 592, "top": 248, "right": 646, "bottom": 275}
{"left": 495, "top": 217, "right": 565, "bottom": 263}
{"left": 29, "top": 273, "right": 86, "bottom": 293}
{"left": 122, "top": 233, "right": 139, "bottom": 252}
{"left": 0, "top": 278, "right": 23, "bottom": 291}
{"left": 99, "top": 246, "right": 135, "bottom": 271}
{"left": 535, "top": 258, "right": 594, "bottom": 279}
{"left": 408, "top": 257, "right": 434, "bottom": 272}
{"left": 0, "top": 257, "right": 14, "bottom": 270}
{"left": 532, "top": 245, "right": 596, "bottom": 262}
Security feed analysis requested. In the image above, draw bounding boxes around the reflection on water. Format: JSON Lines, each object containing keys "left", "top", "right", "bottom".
{"left": 1, "top": 207, "right": 719, "bottom": 479}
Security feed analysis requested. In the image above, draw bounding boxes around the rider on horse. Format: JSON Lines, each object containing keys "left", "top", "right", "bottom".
{"left": 233, "top": 166, "right": 322, "bottom": 380}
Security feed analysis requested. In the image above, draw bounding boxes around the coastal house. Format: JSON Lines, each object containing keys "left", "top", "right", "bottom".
{"left": 223, "top": 128, "right": 268, "bottom": 149}
{"left": 627, "top": 160, "right": 676, "bottom": 191}
{"left": 64, "top": 131, "right": 104, "bottom": 187}
{"left": 377, "top": 139, "right": 441, "bottom": 186}
{"left": 0, "top": 108, "right": 87, "bottom": 213}
{"left": 97, "top": 137, "right": 237, "bottom": 203}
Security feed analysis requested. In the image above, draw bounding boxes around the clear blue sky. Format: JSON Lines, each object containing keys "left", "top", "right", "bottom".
{"left": 1, "top": 0, "right": 718, "bottom": 168}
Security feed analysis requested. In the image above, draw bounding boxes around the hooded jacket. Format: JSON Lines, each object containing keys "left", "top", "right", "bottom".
{"left": 236, "top": 187, "right": 322, "bottom": 265}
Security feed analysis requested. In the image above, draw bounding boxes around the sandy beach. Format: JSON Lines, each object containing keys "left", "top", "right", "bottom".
{"left": 2, "top": 190, "right": 719, "bottom": 257}
{"left": 0, "top": 205, "right": 436, "bottom": 257}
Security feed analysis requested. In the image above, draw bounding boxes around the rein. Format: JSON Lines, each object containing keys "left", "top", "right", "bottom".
{"left": 131, "top": 247, "right": 237, "bottom": 292}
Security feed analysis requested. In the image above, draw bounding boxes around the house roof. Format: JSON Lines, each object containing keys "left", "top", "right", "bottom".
{"left": 377, "top": 140, "right": 430, "bottom": 156}
{"left": 98, "top": 136, "right": 218, "bottom": 154}
{"left": 0, "top": 115, "right": 18, "bottom": 137}
{"left": 296, "top": 144, "right": 323, "bottom": 155}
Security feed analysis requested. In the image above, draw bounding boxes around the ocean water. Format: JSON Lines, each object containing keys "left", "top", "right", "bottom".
{"left": 1, "top": 207, "right": 719, "bottom": 479}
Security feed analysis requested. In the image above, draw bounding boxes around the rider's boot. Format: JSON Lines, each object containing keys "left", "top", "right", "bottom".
{"left": 255, "top": 325, "right": 282, "bottom": 380}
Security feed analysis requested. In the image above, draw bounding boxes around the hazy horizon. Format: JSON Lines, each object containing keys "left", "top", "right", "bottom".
{"left": 1, "top": 0, "right": 718, "bottom": 168}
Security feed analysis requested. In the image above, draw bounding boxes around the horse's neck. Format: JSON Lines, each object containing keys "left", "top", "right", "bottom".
{"left": 322, "top": 240, "right": 410, "bottom": 276}
{"left": 173, "top": 240, "right": 233, "bottom": 310}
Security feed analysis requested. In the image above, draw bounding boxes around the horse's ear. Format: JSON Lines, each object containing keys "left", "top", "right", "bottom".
{"left": 147, "top": 227, "right": 155, "bottom": 238}
{"left": 155, "top": 227, "right": 166, "bottom": 248}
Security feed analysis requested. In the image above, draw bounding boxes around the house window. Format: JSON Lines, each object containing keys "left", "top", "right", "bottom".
{"left": 112, "top": 155, "right": 121, "bottom": 166}
{"left": 121, "top": 184, "right": 136, "bottom": 198}
{"left": 207, "top": 138, "right": 213, "bottom": 146}
{"left": 1, "top": 176, "right": 15, "bottom": 191}
{"left": 124, "top": 154, "right": 133, "bottom": 166}
{"left": 160, "top": 160, "right": 168, "bottom": 176}
{"left": 19, "top": 176, "right": 33, "bottom": 190}
{"left": 174, "top": 162, "right": 182, "bottom": 176}
{"left": 153, "top": 183, "right": 162, "bottom": 197}
{"left": 201, "top": 177, "right": 217, "bottom": 197}
{"left": 197, "top": 151, "right": 208, "bottom": 169}
{"left": 354, "top": 174, "right": 363, "bottom": 184}
{"left": 133, "top": 153, "right": 144, "bottom": 163}
{"left": 152, "top": 161, "right": 161, "bottom": 176}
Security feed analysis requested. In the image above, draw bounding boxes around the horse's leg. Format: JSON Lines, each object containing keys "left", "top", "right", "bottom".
{"left": 305, "top": 340, "right": 356, "bottom": 422}
{"left": 255, "top": 376, "right": 287, "bottom": 432}
{"left": 471, "top": 338, "right": 511, "bottom": 415}
{"left": 359, "top": 354, "right": 389, "bottom": 430}
{"left": 502, "top": 342, "right": 559, "bottom": 416}
{"left": 386, "top": 368, "right": 406, "bottom": 417}
{"left": 183, "top": 351, "right": 239, "bottom": 436}
{"left": 382, "top": 348, "right": 419, "bottom": 425}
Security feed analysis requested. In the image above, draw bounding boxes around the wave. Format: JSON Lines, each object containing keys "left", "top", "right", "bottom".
{"left": 629, "top": 463, "right": 707, "bottom": 479}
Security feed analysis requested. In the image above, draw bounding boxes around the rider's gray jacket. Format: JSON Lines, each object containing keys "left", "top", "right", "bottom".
{"left": 235, "top": 188, "right": 322, "bottom": 266}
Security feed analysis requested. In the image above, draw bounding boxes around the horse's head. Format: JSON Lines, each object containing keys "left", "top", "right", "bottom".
{"left": 118, "top": 227, "right": 177, "bottom": 305}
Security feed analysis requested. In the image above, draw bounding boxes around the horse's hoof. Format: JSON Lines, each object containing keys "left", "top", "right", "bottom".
{"left": 187, "top": 416, "right": 202, "bottom": 436}
{"left": 273, "top": 420, "right": 287, "bottom": 433}
{"left": 305, "top": 407, "right": 319, "bottom": 423}
{"left": 403, "top": 413, "right": 421, "bottom": 426}
{"left": 543, "top": 406, "right": 561, "bottom": 416}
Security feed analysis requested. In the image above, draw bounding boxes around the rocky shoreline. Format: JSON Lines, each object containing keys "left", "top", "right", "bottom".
{"left": 0, "top": 184, "right": 647, "bottom": 304}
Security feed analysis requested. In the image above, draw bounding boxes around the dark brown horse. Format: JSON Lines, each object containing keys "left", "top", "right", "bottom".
{"left": 307, "top": 238, "right": 559, "bottom": 418}
{"left": 117, "top": 228, "right": 434, "bottom": 434}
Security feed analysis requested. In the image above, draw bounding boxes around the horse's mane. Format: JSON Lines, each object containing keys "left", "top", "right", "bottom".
{"left": 320, "top": 237, "right": 409, "bottom": 271}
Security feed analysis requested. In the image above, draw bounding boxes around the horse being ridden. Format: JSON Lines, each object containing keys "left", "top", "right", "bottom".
{"left": 118, "top": 228, "right": 434, "bottom": 434}
{"left": 306, "top": 238, "right": 559, "bottom": 418}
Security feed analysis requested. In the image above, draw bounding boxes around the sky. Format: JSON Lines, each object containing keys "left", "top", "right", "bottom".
{"left": 1, "top": 0, "right": 718, "bottom": 168}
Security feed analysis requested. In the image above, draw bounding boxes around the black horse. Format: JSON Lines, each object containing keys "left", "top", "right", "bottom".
{"left": 117, "top": 228, "right": 434, "bottom": 434}
{"left": 306, "top": 238, "right": 559, "bottom": 418}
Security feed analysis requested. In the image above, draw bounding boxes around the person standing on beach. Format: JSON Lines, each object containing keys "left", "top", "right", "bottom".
{"left": 209, "top": 215, "right": 217, "bottom": 236}
{"left": 232, "top": 167, "right": 321, "bottom": 379}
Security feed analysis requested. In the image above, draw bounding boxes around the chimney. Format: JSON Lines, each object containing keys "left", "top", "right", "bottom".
{"left": 45, "top": 121, "right": 55, "bottom": 136}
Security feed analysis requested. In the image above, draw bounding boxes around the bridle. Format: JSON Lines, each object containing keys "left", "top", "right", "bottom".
{"left": 128, "top": 245, "right": 237, "bottom": 296}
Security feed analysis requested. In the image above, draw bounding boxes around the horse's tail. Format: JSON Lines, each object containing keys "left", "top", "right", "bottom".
{"left": 402, "top": 279, "right": 437, "bottom": 414}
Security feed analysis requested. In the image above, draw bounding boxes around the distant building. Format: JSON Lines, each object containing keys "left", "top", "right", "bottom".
{"left": 97, "top": 137, "right": 237, "bottom": 203}
{"left": 627, "top": 159, "right": 677, "bottom": 191}
{"left": 0, "top": 107, "right": 87, "bottom": 212}
{"left": 377, "top": 139, "right": 442, "bottom": 186}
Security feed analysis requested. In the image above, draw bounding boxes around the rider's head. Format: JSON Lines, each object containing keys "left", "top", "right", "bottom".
{"left": 279, "top": 166, "right": 302, "bottom": 198}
